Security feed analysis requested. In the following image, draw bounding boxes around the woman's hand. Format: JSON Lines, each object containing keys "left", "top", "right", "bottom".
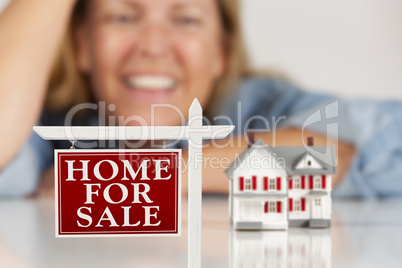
{"left": 0, "top": 0, "right": 76, "bottom": 169}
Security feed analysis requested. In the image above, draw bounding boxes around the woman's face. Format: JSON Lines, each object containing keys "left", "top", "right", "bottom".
{"left": 77, "top": 0, "right": 225, "bottom": 126}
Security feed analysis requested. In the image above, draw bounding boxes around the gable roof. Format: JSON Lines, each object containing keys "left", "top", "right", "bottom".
{"left": 294, "top": 152, "right": 323, "bottom": 169}
{"left": 271, "top": 146, "right": 336, "bottom": 175}
{"left": 225, "top": 139, "right": 336, "bottom": 180}
{"left": 225, "top": 139, "right": 277, "bottom": 179}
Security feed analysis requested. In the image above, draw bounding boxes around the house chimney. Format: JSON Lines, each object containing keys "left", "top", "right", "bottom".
{"left": 307, "top": 137, "right": 314, "bottom": 146}
{"left": 247, "top": 130, "right": 255, "bottom": 148}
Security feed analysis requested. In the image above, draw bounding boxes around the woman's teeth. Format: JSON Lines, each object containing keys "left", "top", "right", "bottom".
{"left": 126, "top": 75, "right": 176, "bottom": 91}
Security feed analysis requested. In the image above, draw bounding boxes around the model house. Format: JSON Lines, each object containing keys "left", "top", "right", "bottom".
{"left": 225, "top": 134, "right": 336, "bottom": 230}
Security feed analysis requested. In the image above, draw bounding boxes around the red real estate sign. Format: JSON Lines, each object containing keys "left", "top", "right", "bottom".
{"left": 54, "top": 149, "right": 181, "bottom": 237}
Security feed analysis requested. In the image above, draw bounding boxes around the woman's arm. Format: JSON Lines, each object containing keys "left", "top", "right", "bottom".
{"left": 36, "top": 128, "right": 354, "bottom": 197}
{"left": 0, "top": 0, "right": 76, "bottom": 169}
{"left": 182, "top": 128, "right": 355, "bottom": 194}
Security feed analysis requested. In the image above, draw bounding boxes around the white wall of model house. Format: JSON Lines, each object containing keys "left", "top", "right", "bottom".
{"left": 233, "top": 148, "right": 287, "bottom": 195}
{"left": 232, "top": 148, "right": 288, "bottom": 226}
{"left": 288, "top": 175, "right": 332, "bottom": 220}
{"left": 231, "top": 144, "right": 333, "bottom": 225}
{"left": 233, "top": 196, "right": 288, "bottom": 225}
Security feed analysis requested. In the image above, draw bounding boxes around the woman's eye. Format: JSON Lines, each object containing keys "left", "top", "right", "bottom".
{"left": 109, "top": 14, "right": 138, "bottom": 24}
{"left": 174, "top": 16, "right": 201, "bottom": 28}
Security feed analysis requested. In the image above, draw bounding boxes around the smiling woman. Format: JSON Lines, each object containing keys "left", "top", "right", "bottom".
{"left": 47, "top": 0, "right": 235, "bottom": 127}
{"left": 1, "top": 0, "right": 401, "bottom": 199}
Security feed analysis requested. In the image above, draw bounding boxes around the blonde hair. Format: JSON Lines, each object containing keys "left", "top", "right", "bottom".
{"left": 45, "top": 1, "right": 91, "bottom": 112}
{"left": 45, "top": 0, "right": 266, "bottom": 116}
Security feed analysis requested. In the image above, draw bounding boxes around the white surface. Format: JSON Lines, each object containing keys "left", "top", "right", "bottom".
{"left": 241, "top": 0, "right": 402, "bottom": 99}
{"left": 1, "top": 197, "right": 402, "bottom": 268}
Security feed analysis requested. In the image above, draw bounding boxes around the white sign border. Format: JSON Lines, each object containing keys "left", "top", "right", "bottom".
{"left": 54, "top": 149, "right": 182, "bottom": 238}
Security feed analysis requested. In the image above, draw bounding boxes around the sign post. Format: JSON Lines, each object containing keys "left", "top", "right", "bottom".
{"left": 188, "top": 99, "right": 203, "bottom": 267}
{"left": 34, "top": 98, "right": 235, "bottom": 268}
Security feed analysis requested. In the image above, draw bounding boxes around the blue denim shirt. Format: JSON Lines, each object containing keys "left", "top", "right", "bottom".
{"left": 1, "top": 78, "right": 401, "bottom": 198}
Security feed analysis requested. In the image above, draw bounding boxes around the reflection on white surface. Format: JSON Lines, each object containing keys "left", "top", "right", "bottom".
{"left": 230, "top": 231, "right": 287, "bottom": 268}
{"left": 331, "top": 199, "right": 402, "bottom": 268}
{"left": 230, "top": 228, "right": 330, "bottom": 268}
{"left": 288, "top": 229, "right": 331, "bottom": 268}
{"left": 0, "top": 197, "right": 402, "bottom": 267}
{"left": 0, "top": 199, "right": 41, "bottom": 268}
{"left": 0, "top": 198, "right": 188, "bottom": 268}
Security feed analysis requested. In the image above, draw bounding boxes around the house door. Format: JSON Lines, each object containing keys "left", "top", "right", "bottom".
{"left": 311, "top": 198, "right": 323, "bottom": 219}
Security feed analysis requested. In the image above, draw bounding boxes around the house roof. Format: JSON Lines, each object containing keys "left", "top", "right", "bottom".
{"left": 271, "top": 146, "right": 336, "bottom": 175}
{"left": 225, "top": 139, "right": 336, "bottom": 180}
{"left": 225, "top": 139, "right": 272, "bottom": 179}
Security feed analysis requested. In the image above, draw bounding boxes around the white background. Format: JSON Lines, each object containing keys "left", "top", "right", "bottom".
{"left": 1, "top": 0, "right": 401, "bottom": 99}
{"left": 241, "top": 0, "right": 402, "bottom": 99}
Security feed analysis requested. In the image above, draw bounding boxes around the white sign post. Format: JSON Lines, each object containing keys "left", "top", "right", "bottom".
{"left": 34, "top": 98, "right": 235, "bottom": 268}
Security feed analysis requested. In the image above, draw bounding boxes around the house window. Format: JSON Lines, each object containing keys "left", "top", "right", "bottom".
{"left": 307, "top": 160, "right": 312, "bottom": 167}
{"left": 245, "top": 178, "right": 252, "bottom": 190}
{"left": 314, "top": 199, "right": 321, "bottom": 206}
{"left": 314, "top": 176, "right": 322, "bottom": 189}
{"left": 293, "top": 176, "right": 301, "bottom": 189}
{"left": 269, "top": 202, "right": 276, "bottom": 213}
{"left": 294, "top": 200, "right": 301, "bottom": 211}
{"left": 269, "top": 179, "right": 276, "bottom": 190}
{"left": 264, "top": 201, "right": 279, "bottom": 213}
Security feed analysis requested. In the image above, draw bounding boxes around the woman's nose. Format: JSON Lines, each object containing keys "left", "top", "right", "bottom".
{"left": 136, "top": 23, "right": 171, "bottom": 58}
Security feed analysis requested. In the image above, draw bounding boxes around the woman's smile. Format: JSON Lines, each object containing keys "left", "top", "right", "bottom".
{"left": 76, "top": 0, "right": 225, "bottom": 125}
{"left": 122, "top": 73, "right": 178, "bottom": 102}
